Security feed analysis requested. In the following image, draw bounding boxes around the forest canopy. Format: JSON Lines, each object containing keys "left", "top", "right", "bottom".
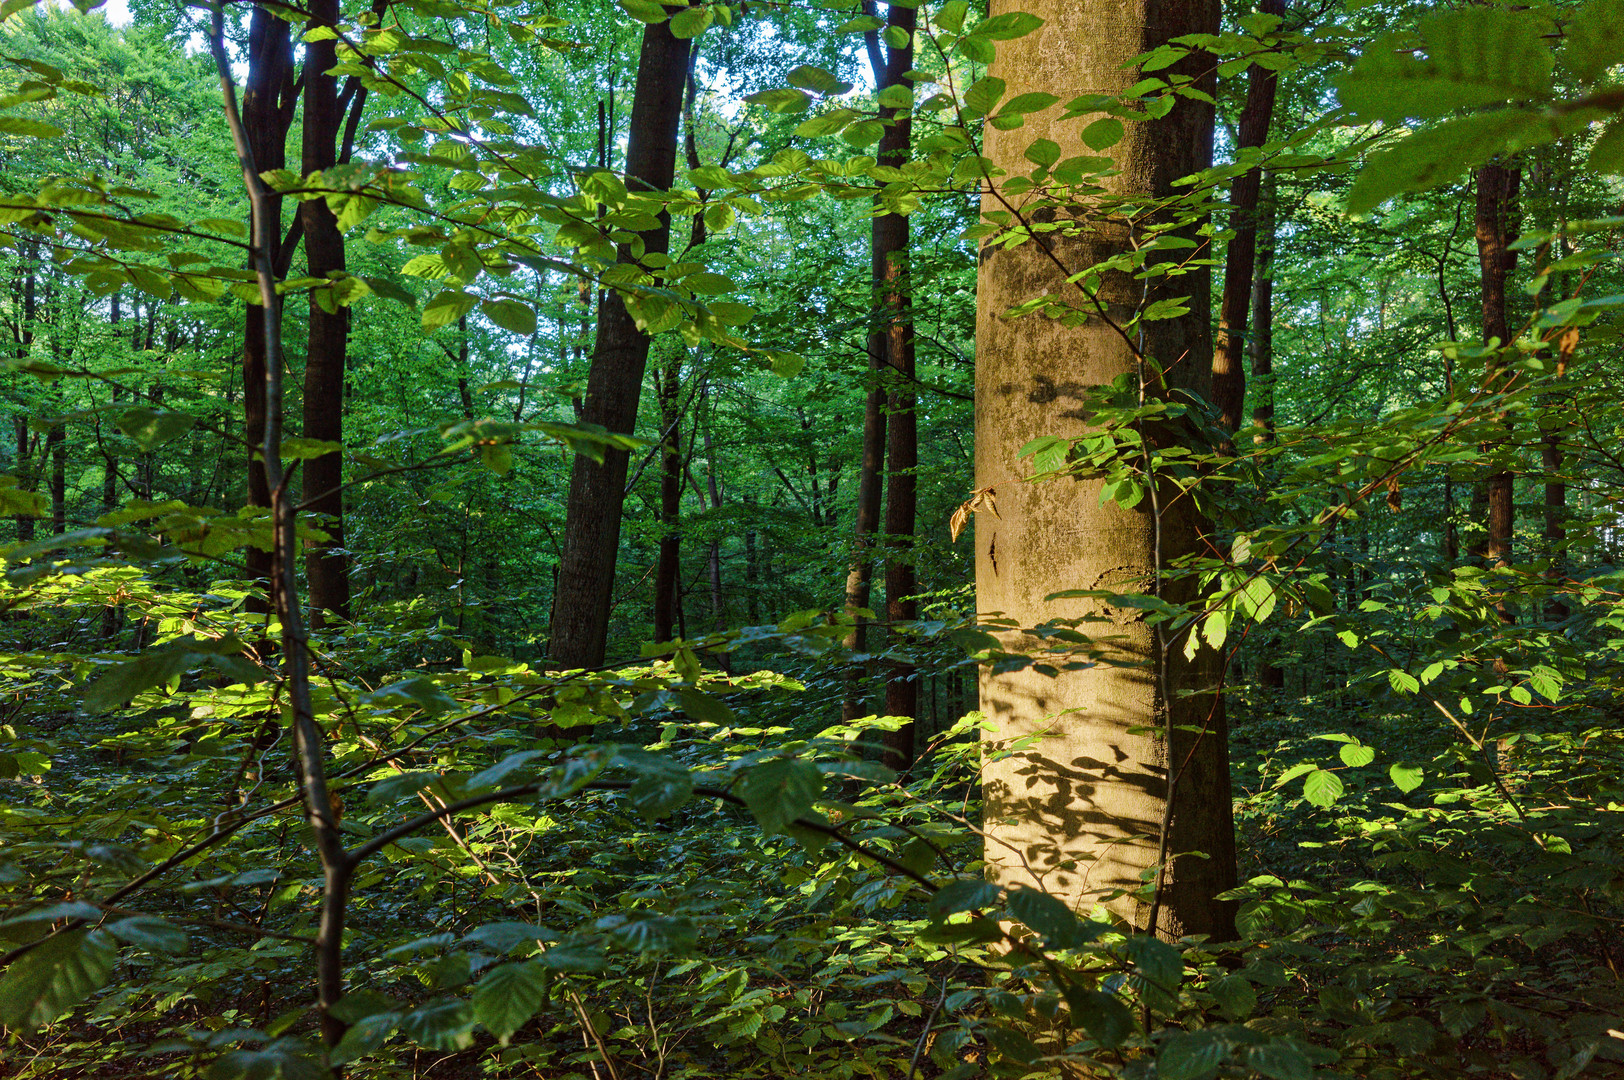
{"left": 2, "top": 0, "right": 1623, "bottom": 1076}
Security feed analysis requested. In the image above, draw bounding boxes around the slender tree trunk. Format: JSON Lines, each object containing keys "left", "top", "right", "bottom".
{"left": 975, "top": 0, "right": 1235, "bottom": 940}
{"left": 47, "top": 426, "right": 65, "bottom": 534}
{"left": 301, "top": 0, "right": 351, "bottom": 626}
{"left": 701, "top": 407, "right": 730, "bottom": 673}
{"left": 874, "top": 0, "right": 919, "bottom": 770}
{"left": 243, "top": 3, "right": 295, "bottom": 619}
{"left": 549, "top": 20, "right": 692, "bottom": 668}
{"left": 1474, "top": 162, "right": 1520, "bottom": 576}
{"left": 743, "top": 493, "right": 762, "bottom": 624}
{"left": 842, "top": 333, "right": 888, "bottom": 722}
{"left": 11, "top": 241, "right": 38, "bottom": 542}
{"left": 1544, "top": 332, "right": 1572, "bottom": 620}
{"left": 653, "top": 356, "right": 683, "bottom": 642}
{"left": 1211, "top": 0, "right": 1283, "bottom": 438}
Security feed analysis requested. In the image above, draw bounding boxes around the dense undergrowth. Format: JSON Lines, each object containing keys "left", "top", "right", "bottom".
{"left": 2, "top": 548, "right": 1622, "bottom": 1079}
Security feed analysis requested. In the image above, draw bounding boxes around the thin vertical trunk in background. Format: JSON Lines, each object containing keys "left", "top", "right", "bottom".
{"left": 1212, "top": 0, "right": 1284, "bottom": 439}
{"left": 877, "top": 0, "right": 919, "bottom": 771}
{"left": 301, "top": 0, "right": 352, "bottom": 626}
{"left": 1249, "top": 177, "right": 1285, "bottom": 689}
{"left": 1544, "top": 328, "right": 1574, "bottom": 620}
{"left": 47, "top": 427, "right": 65, "bottom": 534}
{"left": 10, "top": 241, "right": 38, "bottom": 542}
{"left": 975, "top": 0, "right": 1235, "bottom": 940}
{"left": 700, "top": 404, "right": 729, "bottom": 672}
{"left": 653, "top": 358, "right": 683, "bottom": 642}
{"left": 653, "top": 52, "right": 708, "bottom": 644}
{"left": 1474, "top": 162, "right": 1520, "bottom": 576}
{"left": 550, "top": 20, "right": 692, "bottom": 669}
{"left": 842, "top": 13, "right": 894, "bottom": 724}
{"left": 243, "top": 2, "right": 296, "bottom": 617}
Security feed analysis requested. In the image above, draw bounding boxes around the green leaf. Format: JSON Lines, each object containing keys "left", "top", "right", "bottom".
{"left": 1387, "top": 668, "right": 1421, "bottom": 694}
{"left": 1557, "top": 0, "right": 1624, "bottom": 81}
{"left": 1347, "top": 111, "right": 1549, "bottom": 214}
{"left": 280, "top": 437, "right": 345, "bottom": 460}
{"left": 365, "top": 770, "right": 441, "bottom": 806}
{"left": 106, "top": 917, "right": 188, "bottom": 954}
{"left": 1082, "top": 117, "right": 1124, "bottom": 150}
{"left": 1389, "top": 762, "right": 1425, "bottom": 793}
{"left": 117, "top": 407, "right": 195, "bottom": 451}
{"left": 877, "top": 83, "right": 913, "bottom": 110}
{"left": 928, "top": 877, "right": 1000, "bottom": 919}
{"left": 615, "top": 748, "right": 695, "bottom": 821}
{"left": 1338, "top": 743, "right": 1376, "bottom": 768}
{"left": 204, "top": 1039, "right": 329, "bottom": 1080}
{"left": 0, "top": 929, "right": 117, "bottom": 1032}
{"left": 744, "top": 88, "right": 813, "bottom": 114}
{"left": 398, "top": 999, "right": 475, "bottom": 1051}
{"left": 0, "top": 117, "right": 64, "bottom": 139}
{"left": 935, "top": 0, "right": 968, "bottom": 33}
{"left": 1208, "top": 973, "right": 1256, "bottom": 1019}
{"left": 971, "top": 11, "right": 1044, "bottom": 39}
{"left": 683, "top": 271, "right": 735, "bottom": 295}
{"left": 1337, "top": 9, "right": 1555, "bottom": 123}
{"left": 787, "top": 65, "right": 850, "bottom": 96}
{"left": 1301, "top": 768, "right": 1344, "bottom": 808}
{"left": 472, "top": 961, "right": 548, "bottom": 1043}
{"left": 998, "top": 91, "right": 1058, "bottom": 116}
{"left": 1006, "top": 886, "right": 1079, "bottom": 944}
{"left": 1126, "top": 934, "right": 1183, "bottom": 993}
{"left": 1023, "top": 138, "right": 1060, "bottom": 168}
{"left": 1590, "top": 119, "right": 1624, "bottom": 175}
{"left": 767, "top": 349, "right": 805, "bottom": 377}
{"left": 963, "top": 77, "right": 1006, "bottom": 117}
{"left": 668, "top": 4, "right": 713, "bottom": 37}
{"left": 466, "top": 750, "right": 548, "bottom": 791}
{"left": 481, "top": 298, "right": 537, "bottom": 335}
{"left": 365, "top": 677, "right": 458, "bottom": 716}
{"left": 83, "top": 646, "right": 196, "bottom": 712}
{"left": 422, "top": 289, "right": 479, "bottom": 329}
{"left": 598, "top": 913, "right": 696, "bottom": 953}
{"left": 1158, "top": 1030, "right": 1225, "bottom": 1080}
{"left": 462, "top": 922, "right": 555, "bottom": 955}
{"left": 1246, "top": 1039, "right": 1313, "bottom": 1080}
{"left": 617, "top": 0, "right": 669, "bottom": 22}
{"left": 1061, "top": 985, "right": 1133, "bottom": 1048}
{"left": 737, "top": 757, "right": 822, "bottom": 834}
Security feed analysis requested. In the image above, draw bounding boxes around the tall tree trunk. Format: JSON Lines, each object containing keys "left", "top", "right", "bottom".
{"left": 874, "top": 0, "right": 919, "bottom": 771}
{"left": 1212, "top": 0, "right": 1284, "bottom": 440}
{"left": 653, "top": 51, "right": 709, "bottom": 645}
{"left": 700, "top": 407, "right": 730, "bottom": 673}
{"left": 1474, "top": 162, "right": 1520, "bottom": 576}
{"left": 975, "top": 0, "right": 1235, "bottom": 941}
{"left": 10, "top": 242, "right": 38, "bottom": 542}
{"left": 842, "top": 7, "right": 897, "bottom": 724}
{"left": 743, "top": 492, "right": 761, "bottom": 623}
{"left": 549, "top": 20, "right": 691, "bottom": 668}
{"left": 47, "top": 426, "right": 65, "bottom": 534}
{"left": 1249, "top": 178, "right": 1285, "bottom": 689}
{"left": 242, "top": 2, "right": 295, "bottom": 619}
{"left": 653, "top": 356, "right": 683, "bottom": 642}
{"left": 1544, "top": 329, "right": 1573, "bottom": 620}
{"left": 301, "top": 0, "right": 351, "bottom": 626}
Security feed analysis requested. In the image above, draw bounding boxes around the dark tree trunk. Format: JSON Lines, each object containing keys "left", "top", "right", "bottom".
{"left": 301, "top": 0, "right": 351, "bottom": 626}
{"left": 1474, "top": 162, "right": 1520, "bottom": 574}
{"left": 842, "top": 331, "right": 888, "bottom": 723}
{"left": 877, "top": 0, "right": 919, "bottom": 771}
{"left": 743, "top": 493, "right": 761, "bottom": 623}
{"left": 242, "top": 2, "right": 295, "bottom": 617}
{"left": 47, "top": 426, "right": 65, "bottom": 534}
{"left": 653, "top": 356, "right": 683, "bottom": 643}
{"left": 1544, "top": 332, "right": 1573, "bottom": 620}
{"left": 10, "top": 242, "right": 38, "bottom": 542}
{"left": 549, "top": 20, "right": 692, "bottom": 668}
{"left": 1212, "top": 0, "right": 1284, "bottom": 438}
{"left": 701, "top": 408, "right": 730, "bottom": 673}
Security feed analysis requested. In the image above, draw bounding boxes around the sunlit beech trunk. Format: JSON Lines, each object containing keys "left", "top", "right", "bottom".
{"left": 975, "top": 0, "right": 1237, "bottom": 940}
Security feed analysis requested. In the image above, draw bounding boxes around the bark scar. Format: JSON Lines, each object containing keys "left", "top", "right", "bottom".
{"left": 989, "top": 534, "right": 998, "bottom": 575}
